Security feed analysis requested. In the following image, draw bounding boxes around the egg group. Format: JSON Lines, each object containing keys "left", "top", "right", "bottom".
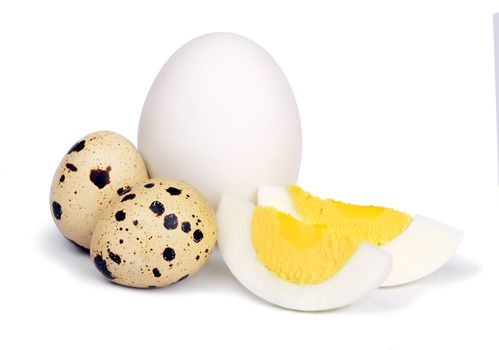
{"left": 49, "top": 33, "right": 464, "bottom": 310}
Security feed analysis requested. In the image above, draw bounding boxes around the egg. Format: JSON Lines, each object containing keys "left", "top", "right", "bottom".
{"left": 216, "top": 195, "right": 392, "bottom": 311}
{"left": 90, "top": 178, "right": 216, "bottom": 288}
{"left": 138, "top": 32, "right": 302, "bottom": 207}
{"left": 50, "top": 131, "right": 149, "bottom": 249}
{"left": 257, "top": 185, "right": 464, "bottom": 287}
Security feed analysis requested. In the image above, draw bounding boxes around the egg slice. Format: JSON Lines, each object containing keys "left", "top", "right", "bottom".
{"left": 257, "top": 185, "right": 463, "bottom": 287}
{"left": 217, "top": 195, "right": 392, "bottom": 311}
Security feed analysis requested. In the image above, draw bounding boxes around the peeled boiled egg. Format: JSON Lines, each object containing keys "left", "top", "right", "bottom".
{"left": 138, "top": 33, "right": 302, "bottom": 207}
{"left": 216, "top": 195, "right": 392, "bottom": 311}
{"left": 257, "top": 185, "right": 464, "bottom": 287}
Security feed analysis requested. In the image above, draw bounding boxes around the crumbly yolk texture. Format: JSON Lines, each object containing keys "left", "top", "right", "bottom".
{"left": 288, "top": 185, "right": 412, "bottom": 246}
{"left": 252, "top": 206, "right": 359, "bottom": 285}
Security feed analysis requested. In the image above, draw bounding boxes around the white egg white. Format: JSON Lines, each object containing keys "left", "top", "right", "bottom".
{"left": 216, "top": 195, "right": 392, "bottom": 311}
{"left": 380, "top": 215, "right": 463, "bottom": 286}
{"left": 257, "top": 186, "right": 463, "bottom": 287}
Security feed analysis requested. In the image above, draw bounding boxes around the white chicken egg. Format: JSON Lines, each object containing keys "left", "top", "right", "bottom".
{"left": 138, "top": 33, "right": 302, "bottom": 207}
{"left": 257, "top": 185, "right": 464, "bottom": 287}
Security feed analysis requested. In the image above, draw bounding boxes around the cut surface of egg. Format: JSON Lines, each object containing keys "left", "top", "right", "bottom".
{"left": 217, "top": 195, "right": 392, "bottom": 311}
{"left": 258, "top": 185, "right": 464, "bottom": 287}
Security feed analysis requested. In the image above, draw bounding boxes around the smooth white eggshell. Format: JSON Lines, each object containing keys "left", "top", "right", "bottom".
{"left": 138, "top": 33, "right": 302, "bottom": 208}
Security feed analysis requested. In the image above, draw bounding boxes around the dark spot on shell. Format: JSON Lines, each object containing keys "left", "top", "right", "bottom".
{"left": 193, "top": 229, "right": 204, "bottom": 243}
{"left": 133, "top": 220, "right": 138, "bottom": 226}
{"left": 52, "top": 201, "right": 62, "bottom": 220}
{"left": 94, "top": 255, "right": 114, "bottom": 280}
{"left": 163, "top": 214, "right": 178, "bottom": 230}
{"left": 67, "top": 140, "right": 85, "bottom": 154}
{"left": 121, "top": 193, "right": 136, "bottom": 202}
{"left": 115, "top": 210, "right": 126, "bottom": 221}
{"left": 59, "top": 174, "right": 65, "bottom": 182}
{"left": 66, "top": 163, "right": 78, "bottom": 172}
{"left": 205, "top": 249, "right": 209, "bottom": 253}
{"left": 152, "top": 268, "right": 161, "bottom": 278}
{"left": 163, "top": 247, "right": 176, "bottom": 261}
{"left": 175, "top": 274, "right": 189, "bottom": 284}
{"left": 149, "top": 201, "right": 165, "bottom": 216}
{"left": 181, "top": 222, "right": 191, "bottom": 233}
{"left": 148, "top": 285, "right": 157, "bottom": 289}
{"left": 119, "top": 239, "right": 123, "bottom": 244}
{"left": 144, "top": 183, "right": 154, "bottom": 188}
{"left": 108, "top": 251, "right": 121, "bottom": 264}
{"left": 195, "top": 255, "right": 200, "bottom": 261}
{"left": 117, "top": 186, "right": 132, "bottom": 196}
{"left": 90, "top": 168, "right": 110, "bottom": 189}
{"left": 166, "top": 187, "right": 181, "bottom": 196}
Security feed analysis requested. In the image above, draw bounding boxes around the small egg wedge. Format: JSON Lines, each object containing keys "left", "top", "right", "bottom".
{"left": 217, "top": 195, "right": 392, "bottom": 311}
{"left": 257, "top": 185, "right": 464, "bottom": 287}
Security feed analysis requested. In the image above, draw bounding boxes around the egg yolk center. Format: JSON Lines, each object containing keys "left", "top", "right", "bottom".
{"left": 252, "top": 206, "right": 359, "bottom": 285}
{"left": 288, "top": 185, "right": 412, "bottom": 246}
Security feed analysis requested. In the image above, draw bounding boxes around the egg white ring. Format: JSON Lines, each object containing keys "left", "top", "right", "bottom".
{"left": 217, "top": 195, "right": 392, "bottom": 311}
{"left": 380, "top": 215, "right": 463, "bottom": 287}
{"left": 257, "top": 185, "right": 302, "bottom": 219}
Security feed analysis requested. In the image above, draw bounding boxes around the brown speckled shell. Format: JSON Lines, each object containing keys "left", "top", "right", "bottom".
{"left": 49, "top": 131, "right": 149, "bottom": 248}
{"left": 90, "top": 178, "right": 217, "bottom": 288}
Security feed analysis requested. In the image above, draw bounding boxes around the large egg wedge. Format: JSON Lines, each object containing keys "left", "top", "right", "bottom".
{"left": 257, "top": 185, "right": 464, "bottom": 287}
{"left": 216, "top": 195, "right": 392, "bottom": 311}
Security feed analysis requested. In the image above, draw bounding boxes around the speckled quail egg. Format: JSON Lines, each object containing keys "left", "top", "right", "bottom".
{"left": 50, "top": 131, "right": 149, "bottom": 249}
{"left": 90, "top": 178, "right": 217, "bottom": 288}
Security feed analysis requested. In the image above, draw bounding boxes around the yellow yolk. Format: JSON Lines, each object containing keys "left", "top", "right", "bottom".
{"left": 288, "top": 185, "right": 412, "bottom": 246}
{"left": 252, "top": 206, "right": 359, "bottom": 284}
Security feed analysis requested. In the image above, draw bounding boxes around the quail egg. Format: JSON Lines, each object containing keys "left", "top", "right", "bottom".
{"left": 90, "top": 178, "right": 217, "bottom": 288}
{"left": 50, "top": 131, "right": 149, "bottom": 249}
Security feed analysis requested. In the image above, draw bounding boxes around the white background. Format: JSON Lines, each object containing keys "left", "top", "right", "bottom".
{"left": 1, "top": 1, "right": 498, "bottom": 349}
